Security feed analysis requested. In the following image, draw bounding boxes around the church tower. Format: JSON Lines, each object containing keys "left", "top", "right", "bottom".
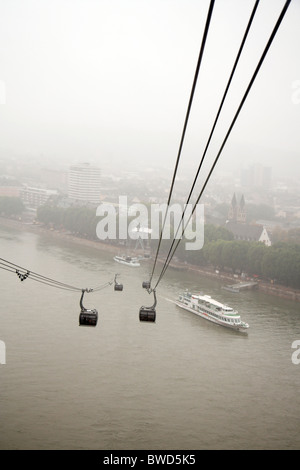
{"left": 228, "top": 193, "right": 246, "bottom": 223}
{"left": 228, "top": 193, "right": 237, "bottom": 221}
{"left": 237, "top": 194, "right": 246, "bottom": 223}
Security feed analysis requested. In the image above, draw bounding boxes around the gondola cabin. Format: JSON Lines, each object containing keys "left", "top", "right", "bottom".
{"left": 139, "top": 305, "right": 156, "bottom": 323}
{"left": 114, "top": 282, "right": 123, "bottom": 291}
{"left": 139, "top": 288, "right": 156, "bottom": 322}
{"left": 79, "top": 308, "right": 98, "bottom": 327}
{"left": 79, "top": 290, "right": 98, "bottom": 326}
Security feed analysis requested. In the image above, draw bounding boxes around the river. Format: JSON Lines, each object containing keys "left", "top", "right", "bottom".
{"left": 0, "top": 224, "right": 300, "bottom": 450}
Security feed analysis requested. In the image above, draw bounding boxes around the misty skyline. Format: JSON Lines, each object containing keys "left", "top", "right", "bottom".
{"left": 0, "top": 0, "right": 299, "bottom": 181}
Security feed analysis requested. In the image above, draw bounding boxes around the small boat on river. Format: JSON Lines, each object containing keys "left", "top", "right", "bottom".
{"left": 113, "top": 255, "right": 140, "bottom": 267}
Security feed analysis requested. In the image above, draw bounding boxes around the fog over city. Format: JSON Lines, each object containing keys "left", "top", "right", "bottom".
{"left": 2, "top": 1, "right": 300, "bottom": 453}
{"left": 0, "top": 0, "right": 299, "bottom": 181}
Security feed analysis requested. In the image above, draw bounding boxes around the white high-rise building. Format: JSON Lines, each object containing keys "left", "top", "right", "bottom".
{"left": 68, "top": 163, "right": 101, "bottom": 203}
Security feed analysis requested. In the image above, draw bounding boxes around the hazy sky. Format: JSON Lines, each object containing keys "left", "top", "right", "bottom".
{"left": 0, "top": 0, "right": 299, "bottom": 179}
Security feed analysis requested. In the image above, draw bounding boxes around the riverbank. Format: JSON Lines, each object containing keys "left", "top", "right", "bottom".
{"left": 164, "top": 259, "right": 300, "bottom": 302}
{"left": 1, "top": 216, "right": 300, "bottom": 302}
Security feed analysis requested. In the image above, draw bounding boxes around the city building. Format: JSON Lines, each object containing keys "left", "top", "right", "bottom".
{"left": 225, "top": 220, "right": 272, "bottom": 246}
{"left": 20, "top": 186, "right": 58, "bottom": 209}
{"left": 68, "top": 163, "right": 101, "bottom": 204}
{"left": 0, "top": 186, "right": 21, "bottom": 198}
{"left": 228, "top": 193, "right": 246, "bottom": 223}
{"left": 240, "top": 163, "right": 272, "bottom": 189}
{"left": 225, "top": 193, "right": 272, "bottom": 246}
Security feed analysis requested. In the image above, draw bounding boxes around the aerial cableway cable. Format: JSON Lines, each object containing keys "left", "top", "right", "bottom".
{"left": 0, "top": 257, "right": 123, "bottom": 327}
{"left": 149, "top": 0, "right": 215, "bottom": 289}
{"left": 153, "top": 0, "right": 291, "bottom": 290}
{"left": 0, "top": 257, "right": 117, "bottom": 292}
{"left": 153, "top": 0, "right": 260, "bottom": 289}
{"left": 0, "top": 258, "right": 82, "bottom": 291}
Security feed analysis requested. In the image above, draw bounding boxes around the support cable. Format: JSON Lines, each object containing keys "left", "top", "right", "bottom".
{"left": 153, "top": 0, "right": 291, "bottom": 289}
{"left": 0, "top": 258, "right": 115, "bottom": 294}
{"left": 152, "top": 0, "right": 260, "bottom": 288}
{"left": 149, "top": 0, "right": 215, "bottom": 287}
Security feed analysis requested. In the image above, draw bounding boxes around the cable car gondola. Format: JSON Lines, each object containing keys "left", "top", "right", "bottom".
{"left": 139, "top": 289, "right": 156, "bottom": 323}
{"left": 114, "top": 274, "right": 123, "bottom": 291}
{"left": 142, "top": 280, "right": 151, "bottom": 290}
{"left": 114, "top": 283, "right": 123, "bottom": 291}
{"left": 79, "top": 289, "right": 98, "bottom": 327}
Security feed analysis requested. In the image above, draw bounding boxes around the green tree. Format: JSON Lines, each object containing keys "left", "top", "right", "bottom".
{"left": 203, "top": 239, "right": 225, "bottom": 269}
{"left": 247, "top": 242, "right": 266, "bottom": 276}
{"left": 261, "top": 247, "right": 278, "bottom": 280}
{"left": 0, "top": 197, "right": 24, "bottom": 216}
{"left": 204, "top": 224, "right": 233, "bottom": 242}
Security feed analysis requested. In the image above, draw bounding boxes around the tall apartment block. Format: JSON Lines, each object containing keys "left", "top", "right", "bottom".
{"left": 68, "top": 163, "right": 101, "bottom": 203}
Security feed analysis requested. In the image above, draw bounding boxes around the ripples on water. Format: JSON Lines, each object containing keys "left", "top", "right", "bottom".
{"left": 0, "top": 226, "right": 300, "bottom": 450}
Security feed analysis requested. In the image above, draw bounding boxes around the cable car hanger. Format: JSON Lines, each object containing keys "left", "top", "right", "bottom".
{"left": 79, "top": 289, "right": 99, "bottom": 327}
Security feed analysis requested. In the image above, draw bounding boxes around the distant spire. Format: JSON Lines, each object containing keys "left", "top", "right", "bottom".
{"left": 228, "top": 193, "right": 237, "bottom": 220}
{"left": 237, "top": 194, "right": 246, "bottom": 223}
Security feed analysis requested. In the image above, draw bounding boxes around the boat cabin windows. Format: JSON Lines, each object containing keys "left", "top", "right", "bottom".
{"left": 177, "top": 292, "right": 247, "bottom": 330}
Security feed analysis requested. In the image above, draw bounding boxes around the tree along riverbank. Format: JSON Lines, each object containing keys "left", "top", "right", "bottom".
{"left": 1, "top": 216, "right": 300, "bottom": 302}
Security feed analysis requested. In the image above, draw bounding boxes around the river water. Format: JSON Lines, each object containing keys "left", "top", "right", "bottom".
{"left": 0, "top": 224, "right": 300, "bottom": 450}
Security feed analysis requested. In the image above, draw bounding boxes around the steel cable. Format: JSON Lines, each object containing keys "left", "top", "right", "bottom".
{"left": 149, "top": 0, "right": 215, "bottom": 287}
{"left": 153, "top": 0, "right": 291, "bottom": 289}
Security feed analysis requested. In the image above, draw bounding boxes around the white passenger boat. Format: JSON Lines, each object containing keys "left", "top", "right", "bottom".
{"left": 113, "top": 255, "right": 140, "bottom": 267}
{"left": 176, "top": 290, "right": 249, "bottom": 332}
